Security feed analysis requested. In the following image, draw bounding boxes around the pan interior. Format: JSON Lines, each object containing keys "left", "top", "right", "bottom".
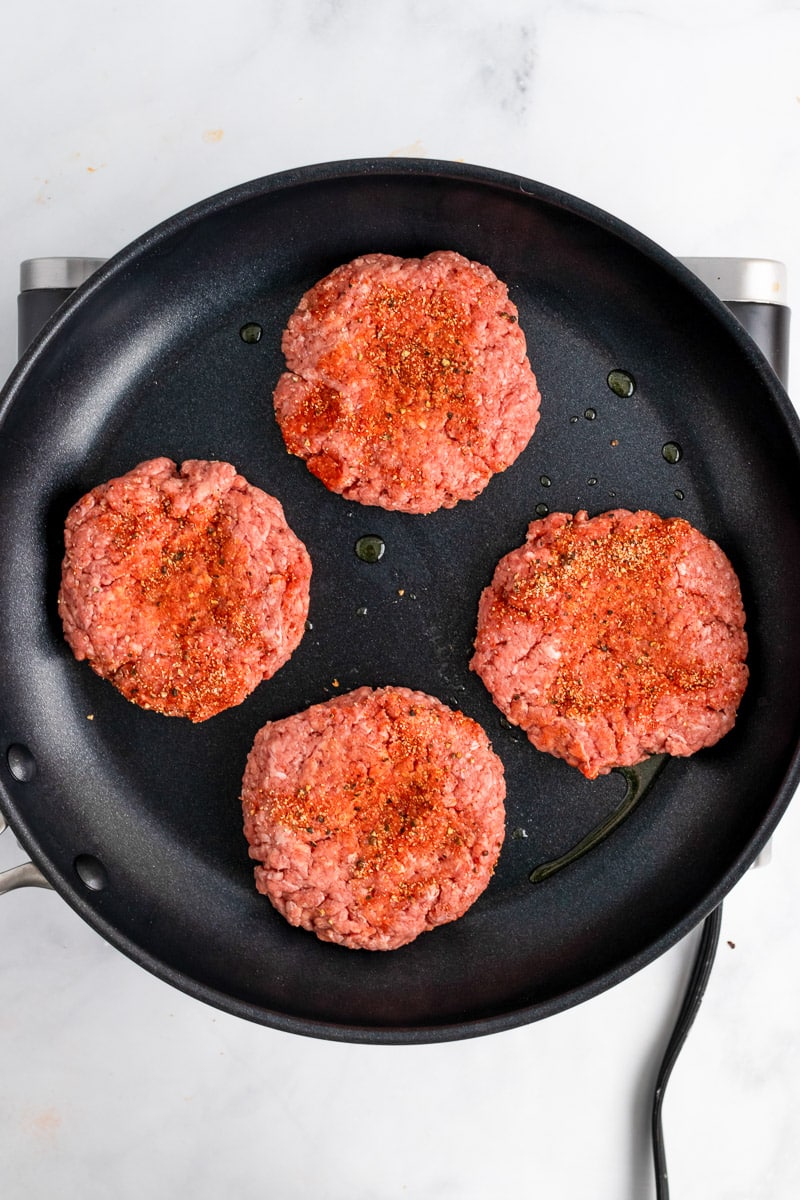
{"left": 2, "top": 163, "right": 800, "bottom": 1041}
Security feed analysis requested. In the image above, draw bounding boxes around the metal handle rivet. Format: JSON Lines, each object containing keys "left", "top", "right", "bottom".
{"left": 74, "top": 854, "right": 108, "bottom": 892}
{"left": 6, "top": 744, "right": 36, "bottom": 782}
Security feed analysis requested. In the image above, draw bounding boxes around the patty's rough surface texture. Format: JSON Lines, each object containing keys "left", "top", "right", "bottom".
{"left": 59, "top": 458, "right": 311, "bottom": 721}
{"left": 241, "top": 686, "right": 506, "bottom": 950}
{"left": 273, "top": 251, "right": 541, "bottom": 513}
{"left": 471, "top": 510, "right": 748, "bottom": 779}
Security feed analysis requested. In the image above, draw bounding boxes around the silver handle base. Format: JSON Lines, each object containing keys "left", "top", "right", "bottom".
{"left": 0, "top": 861, "right": 53, "bottom": 894}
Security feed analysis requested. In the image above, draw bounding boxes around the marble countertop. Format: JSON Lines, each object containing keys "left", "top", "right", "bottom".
{"left": 2, "top": 2, "right": 799, "bottom": 1197}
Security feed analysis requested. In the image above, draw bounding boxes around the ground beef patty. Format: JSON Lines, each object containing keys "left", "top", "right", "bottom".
{"left": 58, "top": 458, "right": 311, "bottom": 722}
{"left": 273, "top": 250, "right": 541, "bottom": 513}
{"left": 241, "top": 686, "right": 506, "bottom": 950}
{"left": 471, "top": 510, "right": 748, "bottom": 779}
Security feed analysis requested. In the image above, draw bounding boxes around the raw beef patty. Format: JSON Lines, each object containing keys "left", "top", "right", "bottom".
{"left": 471, "top": 510, "right": 748, "bottom": 779}
{"left": 59, "top": 458, "right": 311, "bottom": 721}
{"left": 273, "top": 250, "right": 541, "bottom": 513}
{"left": 241, "top": 686, "right": 506, "bottom": 950}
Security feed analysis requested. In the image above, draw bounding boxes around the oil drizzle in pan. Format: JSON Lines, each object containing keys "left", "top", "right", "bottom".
{"left": 529, "top": 754, "right": 668, "bottom": 884}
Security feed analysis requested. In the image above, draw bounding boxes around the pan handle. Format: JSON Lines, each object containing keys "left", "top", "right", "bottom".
{"left": 679, "top": 256, "right": 790, "bottom": 387}
{"left": 18, "top": 257, "right": 106, "bottom": 356}
{"left": 0, "top": 861, "right": 52, "bottom": 894}
{"left": 0, "top": 813, "right": 53, "bottom": 893}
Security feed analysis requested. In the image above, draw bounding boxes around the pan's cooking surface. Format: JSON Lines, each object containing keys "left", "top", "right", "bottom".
{"left": 1, "top": 160, "right": 800, "bottom": 1041}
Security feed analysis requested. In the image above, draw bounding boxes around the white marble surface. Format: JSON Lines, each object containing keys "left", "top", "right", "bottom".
{"left": 2, "top": 2, "right": 800, "bottom": 1196}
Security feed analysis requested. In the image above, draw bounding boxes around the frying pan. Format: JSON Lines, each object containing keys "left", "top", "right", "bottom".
{"left": 1, "top": 158, "right": 799, "bottom": 1044}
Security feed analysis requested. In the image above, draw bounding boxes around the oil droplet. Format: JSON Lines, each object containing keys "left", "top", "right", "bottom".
{"left": 569, "top": 415, "right": 579, "bottom": 424}
{"left": 662, "top": 442, "right": 683, "bottom": 465}
{"left": 356, "top": 606, "right": 368, "bottom": 616}
{"left": 530, "top": 755, "right": 668, "bottom": 884}
{"left": 511, "top": 827, "right": 529, "bottom": 840}
{"left": 584, "top": 408, "right": 597, "bottom": 421}
{"left": 535, "top": 503, "right": 549, "bottom": 517}
{"left": 304, "top": 619, "right": 313, "bottom": 632}
{"left": 588, "top": 477, "right": 598, "bottom": 486}
{"left": 355, "top": 535, "right": 385, "bottom": 563}
{"left": 539, "top": 475, "right": 552, "bottom": 488}
{"left": 239, "top": 322, "right": 263, "bottom": 344}
{"left": 674, "top": 489, "right": 685, "bottom": 501}
{"left": 607, "top": 369, "right": 636, "bottom": 398}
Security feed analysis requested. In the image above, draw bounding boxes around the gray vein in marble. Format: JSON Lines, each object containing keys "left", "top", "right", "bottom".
{"left": 476, "top": 22, "right": 536, "bottom": 119}
{"left": 275, "top": 0, "right": 538, "bottom": 122}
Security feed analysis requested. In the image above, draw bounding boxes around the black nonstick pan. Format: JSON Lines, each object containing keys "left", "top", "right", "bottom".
{"left": 2, "top": 158, "right": 799, "bottom": 1043}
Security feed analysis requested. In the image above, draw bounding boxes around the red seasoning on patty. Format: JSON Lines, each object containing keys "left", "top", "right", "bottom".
{"left": 58, "top": 458, "right": 311, "bottom": 721}
{"left": 471, "top": 510, "right": 748, "bottom": 778}
{"left": 273, "top": 250, "right": 541, "bottom": 513}
{"left": 241, "top": 686, "right": 506, "bottom": 950}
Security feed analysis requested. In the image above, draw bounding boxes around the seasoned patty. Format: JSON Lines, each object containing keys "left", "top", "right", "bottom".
{"left": 58, "top": 458, "right": 311, "bottom": 721}
{"left": 273, "top": 250, "right": 541, "bottom": 513}
{"left": 471, "top": 510, "right": 748, "bottom": 779}
{"left": 241, "top": 686, "right": 506, "bottom": 951}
